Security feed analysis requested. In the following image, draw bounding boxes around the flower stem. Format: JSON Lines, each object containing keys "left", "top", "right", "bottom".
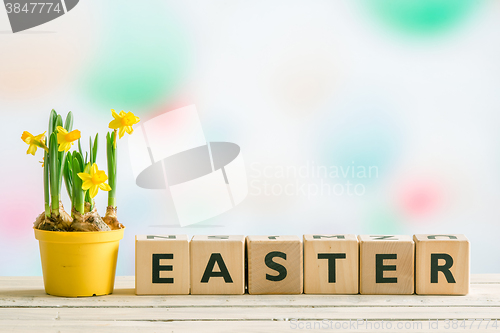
{"left": 72, "top": 153, "right": 85, "bottom": 215}
{"left": 63, "top": 152, "right": 73, "bottom": 205}
{"left": 58, "top": 111, "right": 73, "bottom": 196}
{"left": 43, "top": 142, "right": 50, "bottom": 218}
{"left": 49, "top": 132, "right": 59, "bottom": 217}
{"left": 45, "top": 110, "right": 57, "bottom": 217}
{"left": 106, "top": 131, "right": 117, "bottom": 208}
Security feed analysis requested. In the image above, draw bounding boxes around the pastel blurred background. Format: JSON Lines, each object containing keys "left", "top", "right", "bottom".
{"left": 1, "top": 0, "right": 499, "bottom": 276}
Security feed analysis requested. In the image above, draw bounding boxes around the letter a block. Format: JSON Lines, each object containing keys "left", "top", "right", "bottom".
{"left": 359, "top": 235, "right": 414, "bottom": 295}
{"left": 303, "top": 234, "right": 359, "bottom": 294}
{"left": 414, "top": 234, "right": 470, "bottom": 295}
{"left": 247, "top": 236, "right": 303, "bottom": 294}
{"left": 190, "top": 235, "right": 245, "bottom": 295}
{"left": 135, "top": 235, "right": 190, "bottom": 295}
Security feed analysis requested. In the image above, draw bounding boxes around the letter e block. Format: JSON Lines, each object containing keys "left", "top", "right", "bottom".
{"left": 247, "top": 235, "right": 303, "bottom": 294}
{"left": 359, "top": 235, "right": 414, "bottom": 295}
{"left": 190, "top": 235, "right": 245, "bottom": 295}
{"left": 414, "top": 234, "right": 470, "bottom": 295}
{"left": 303, "top": 234, "right": 359, "bottom": 294}
{"left": 135, "top": 235, "right": 189, "bottom": 295}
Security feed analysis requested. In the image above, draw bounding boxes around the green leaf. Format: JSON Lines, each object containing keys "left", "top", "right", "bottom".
{"left": 55, "top": 114, "right": 64, "bottom": 167}
{"left": 43, "top": 138, "right": 50, "bottom": 217}
{"left": 106, "top": 130, "right": 117, "bottom": 207}
{"left": 63, "top": 152, "right": 74, "bottom": 204}
{"left": 74, "top": 151, "right": 84, "bottom": 170}
{"left": 64, "top": 111, "right": 73, "bottom": 132}
{"left": 48, "top": 109, "right": 57, "bottom": 135}
{"left": 78, "top": 138, "right": 83, "bottom": 157}
{"left": 93, "top": 133, "right": 99, "bottom": 165}
{"left": 55, "top": 114, "right": 63, "bottom": 129}
{"left": 72, "top": 156, "right": 84, "bottom": 214}
{"left": 48, "top": 132, "right": 59, "bottom": 215}
{"left": 84, "top": 162, "right": 91, "bottom": 174}
{"left": 89, "top": 136, "right": 94, "bottom": 165}
{"left": 58, "top": 151, "right": 67, "bottom": 194}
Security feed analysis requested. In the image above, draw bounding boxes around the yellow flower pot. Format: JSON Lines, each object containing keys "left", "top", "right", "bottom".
{"left": 34, "top": 227, "right": 124, "bottom": 297}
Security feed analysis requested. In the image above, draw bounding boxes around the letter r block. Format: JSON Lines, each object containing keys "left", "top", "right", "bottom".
{"left": 135, "top": 235, "right": 189, "bottom": 295}
{"left": 414, "top": 234, "right": 470, "bottom": 295}
{"left": 247, "top": 235, "right": 303, "bottom": 294}
{"left": 303, "top": 234, "right": 359, "bottom": 294}
{"left": 190, "top": 235, "right": 245, "bottom": 295}
{"left": 359, "top": 235, "right": 414, "bottom": 295}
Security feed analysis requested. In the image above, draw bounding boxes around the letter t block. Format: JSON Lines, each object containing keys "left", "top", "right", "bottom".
{"left": 135, "top": 235, "right": 190, "bottom": 295}
{"left": 303, "top": 234, "right": 359, "bottom": 294}
{"left": 359, "top": 235, "right": 414, "bottom": 295}
{"left": 414, "top": 234, "right": 470, "bottom": 295}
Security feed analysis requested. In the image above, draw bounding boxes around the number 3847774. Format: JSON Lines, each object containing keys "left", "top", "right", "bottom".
{"left": 5, "top": 2, "right": 62, "bottom": 14}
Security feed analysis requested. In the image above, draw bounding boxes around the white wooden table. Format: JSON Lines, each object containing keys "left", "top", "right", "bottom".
{"left": 0, "top": 275, "right": 498, "bottom": 332}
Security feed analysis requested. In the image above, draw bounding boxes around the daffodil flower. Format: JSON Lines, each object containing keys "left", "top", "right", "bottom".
{"left": 57, "top": 126, "right": 81, "bottom": 152}
{"left": 78, "top": 163, "right": 111, "bottom": 199}
{"left": 108, "top": 109, "right": 140, "bottom": 139}
{"left": 21, "top": 131, "right": 48, "bottom": 155}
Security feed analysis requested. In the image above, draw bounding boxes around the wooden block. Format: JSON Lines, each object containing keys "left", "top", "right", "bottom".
{"left": 247, "top": 235, "right": 303, "bottom": 294}
{"left": 414, "top": 234, "right": 470, "bottom": 295}
{"left": 303, "top": 234, "right": 359, "bottom": 294}
{"left": 190, "top": 235, "right": 245, "bottom": 295}
{"left": 359, "top": 235, "right": 414, "bottom": 295}
{"left": 135, "top": 235, "right": 189, "bottom": 295}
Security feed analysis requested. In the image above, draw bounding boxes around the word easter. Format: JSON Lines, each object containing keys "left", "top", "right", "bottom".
{"left": 135, "top": 234, "right": 469, "bottom": 295}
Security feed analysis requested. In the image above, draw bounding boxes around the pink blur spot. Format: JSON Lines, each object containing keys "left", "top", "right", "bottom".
{"left": 398, "top": 179, "right": 443, "bottom": 218}
{"left": 0, "top": 192, "right": 41, "bottom": 237}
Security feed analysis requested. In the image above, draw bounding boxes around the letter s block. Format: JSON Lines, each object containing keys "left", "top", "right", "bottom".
{"left": 135, "top": 235, "right": 190, "bottom": 295}
{"left": 359, "top": 235, "right": 414, "bottom": 295}
{"left": 414, "top": 234, "right": 470, "bottom": 295}
{"left": 247, "top": 235, "right": 303, "bottom": 294}
{"left": 190, "top": 235, "right": 245, "bottom": 295}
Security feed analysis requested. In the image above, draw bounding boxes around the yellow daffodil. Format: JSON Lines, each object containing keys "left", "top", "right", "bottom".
{"left": 108, "top": 109, "right": 140, "bottom": 139}
{"left": 57, "top": 126, "right": 81, "bottom": 152}
{"left": 77, "top": 163, "right": 112, "bottom": 199}
{"left": 21, "top": 131, "right": 47, "bottom": 155}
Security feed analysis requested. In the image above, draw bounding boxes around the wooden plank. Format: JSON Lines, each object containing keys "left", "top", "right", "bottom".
{"left": 0, "top": 276, "right": 499, "bottom": 308}
{"left": 1, "top": 285, "right": 500, "bottom": 308}
{"left": 0, "top": 289, "right": 500, "bottom": 308}
{"left": 0, "top": 319, "right": 495, "bottom": 333}
{"left": 0, "top": 275, "right": 499, "bottom": 332}
{"left": 0, "top": 306, "right": 499, "bottom": 321}
{"left": 471, "top": 274, "right": 500, "bottom": 283}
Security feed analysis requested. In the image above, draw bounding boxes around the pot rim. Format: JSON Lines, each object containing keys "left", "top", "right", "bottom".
{"left": 34, "top": 227, "right": 125, "bottom": 244}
